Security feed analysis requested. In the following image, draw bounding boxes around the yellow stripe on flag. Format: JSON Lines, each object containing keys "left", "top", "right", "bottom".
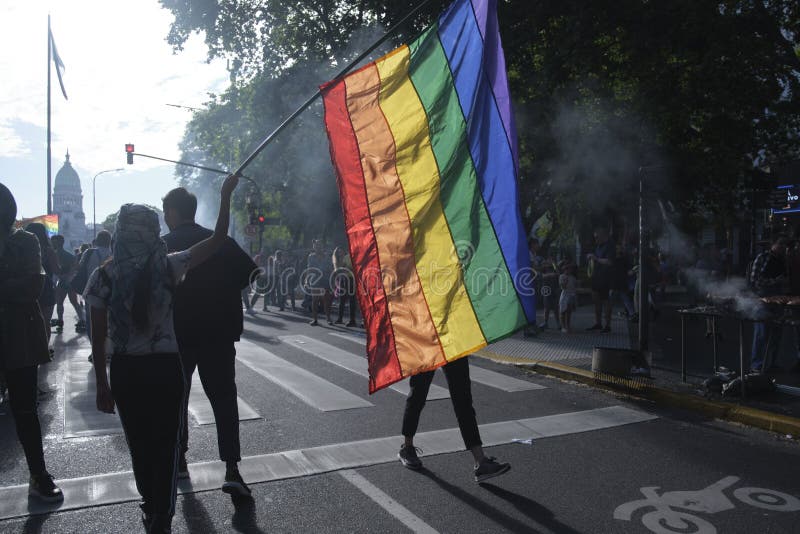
{"left": 375, "top": 46, "right": 486, "bottom": 360}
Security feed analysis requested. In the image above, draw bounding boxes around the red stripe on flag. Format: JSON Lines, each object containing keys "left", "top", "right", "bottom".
{"left": 321, "top": 79, "right": 402, "bottom": 393}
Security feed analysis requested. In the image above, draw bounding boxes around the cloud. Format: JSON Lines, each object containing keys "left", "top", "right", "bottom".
{"left": 0, "top": 0, "right": 229, "bottom": 210}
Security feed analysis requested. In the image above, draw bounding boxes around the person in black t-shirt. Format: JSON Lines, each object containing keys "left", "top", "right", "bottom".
{"left": 162, "top": 187, "right": 257, "bottom": 499}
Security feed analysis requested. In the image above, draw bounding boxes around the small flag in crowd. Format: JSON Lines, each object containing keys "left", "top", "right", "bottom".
{"left": 321, "top": 0, "right": 535, "bottom": 393}
{"left": 49, "top": 28, "right": 68, "bottom": 100}
{"left": 17, "top": 214, "right": 59, "bottom": 236}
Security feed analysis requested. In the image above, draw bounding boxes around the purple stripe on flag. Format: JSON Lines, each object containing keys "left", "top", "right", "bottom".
{"left": 469, "top": 0, "right": 517, "bottom": 172}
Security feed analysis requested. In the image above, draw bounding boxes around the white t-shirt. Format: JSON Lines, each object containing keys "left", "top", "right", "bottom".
{"left": 84, "top": 251, "right": 191, "bottom": 355}
{"left": 559, "top": 273, "right": 577, "bottom": 296}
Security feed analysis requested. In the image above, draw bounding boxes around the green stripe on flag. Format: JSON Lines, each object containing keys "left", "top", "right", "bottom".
{"left": 408, "top": 25, "right": 527, "bottom": 340}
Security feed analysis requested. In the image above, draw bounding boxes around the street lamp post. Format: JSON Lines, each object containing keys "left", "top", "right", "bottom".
{"left": 93, "top": 168, "right": 124, "bottom": 239}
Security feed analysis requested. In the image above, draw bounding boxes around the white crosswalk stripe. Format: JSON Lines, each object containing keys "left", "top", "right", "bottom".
{"left": 327, "top": 331, "right": 547, "bottom": 392}
{"left": 280, "top": 334, "right": 451, "bottom": 399}
{"left": 236, "top": 339, "right": 374, "bottom": 411}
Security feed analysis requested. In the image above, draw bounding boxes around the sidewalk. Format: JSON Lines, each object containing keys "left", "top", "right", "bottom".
{"left": 476, "top": 302, "right": 800, "bottom": 438}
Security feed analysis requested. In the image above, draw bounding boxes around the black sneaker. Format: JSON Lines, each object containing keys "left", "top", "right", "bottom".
{"left": 586, "top": 324, "right": 602, "bottom": 331}
{"left": 398, "top": 445, "right": 423, "bottom": 470}
{"left": 29, "top": 472, "right": 64, "bottom": 502}
{"left": 601, "top": 326, "right": 611, "bottom": 333}
{"left": 177, "top": 455, "right": 189, "bottom": 479}
{"left": 474, "top": 457, "right": 510, "bottom": 483}
{"left": 222, "top": 468, "right": 252, "bottom": 498}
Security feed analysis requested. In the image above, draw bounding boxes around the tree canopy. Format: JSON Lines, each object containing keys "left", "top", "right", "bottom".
{"left": 161, "top": 0, "right": 800, "bottom": 249}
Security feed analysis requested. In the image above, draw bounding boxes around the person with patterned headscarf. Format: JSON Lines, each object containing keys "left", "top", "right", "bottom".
{"left": 0, "top": 183, "right": 63, "bottom": 502}
{"left": 84, "top": 175, "right": 238, "bottom": 533}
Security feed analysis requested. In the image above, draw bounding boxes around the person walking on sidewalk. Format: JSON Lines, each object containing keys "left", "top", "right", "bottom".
{"left": 86, "top": 175, "right": 240, "bottom": 533}
{"left": 586, "top": 228, "right": 615, "bottom": 333}
{"left": 0, "top": 183, "right": 63, "bottom": 503}
{"left": 397, "top": 356, "right": 511, "bottom": 483}
{"left": 162, "top": 186, "right": 257, "bottom": 499}
{"left": 306, "top": 239, "right": 333, "bottom": 325}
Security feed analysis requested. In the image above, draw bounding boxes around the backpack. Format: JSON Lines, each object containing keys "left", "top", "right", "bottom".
{"left": 70, "top": 248, "right": 96, "bottom": 294}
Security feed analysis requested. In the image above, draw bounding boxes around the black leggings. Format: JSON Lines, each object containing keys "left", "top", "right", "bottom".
{"left": 6, "top": 365, "right": 47, "bottom": 475}
{"left": 401, "top": 357, "right": 482, "bottom": 450}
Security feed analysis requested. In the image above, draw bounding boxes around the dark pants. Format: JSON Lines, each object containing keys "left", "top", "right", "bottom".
{"left": 401, "top": 357, "right": 482, "bottom": 449}
{"left": 751, "top": 322, "right": 782, "bottom": 371}
{"left": 111, "top": 353, "right": 185, "bottom": 517}
{"left": 6, "top": 365, "right": 47, "bottom": 475}
{"left": 179, "top": 343, "right": 240, "bottom": 463}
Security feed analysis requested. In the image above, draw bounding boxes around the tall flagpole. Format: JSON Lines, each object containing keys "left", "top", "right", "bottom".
{"left": 47, "top": 14, "right": 52, "bottom": 214}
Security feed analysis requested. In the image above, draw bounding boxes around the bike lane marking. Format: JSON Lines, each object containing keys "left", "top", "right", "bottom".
{"left": 613, "top": 476, "right": 800, "bottom": 534}
{"left": 0, "top": 405, "right": 655, "bottom": 520}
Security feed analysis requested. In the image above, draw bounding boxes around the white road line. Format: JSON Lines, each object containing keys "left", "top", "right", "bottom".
{"left": 236, "top": 339, "right": 373, "bottom": 411}
{"left": 187, "top": 373, "right": 260, "bottom": 424}
{"left": 281, "top": 335, "right": 450, "bottom": 400}
{"left": 0, "top": 406, "right": 657, "bottom": 520}
{"left": 328, "top": 332, "right": 546, "bottom": 393}
{"left": 340, "top": 470, "right": 440, "bottom": 534}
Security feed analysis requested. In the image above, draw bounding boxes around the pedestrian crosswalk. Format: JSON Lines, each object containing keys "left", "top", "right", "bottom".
{"left": 326, "top": 331, "right": 547, "bottom": 393}
{"left": 63, "top": 342, "right": 261, "bottom": 438}
{"left": 63, "top": 327, "right": 549, "bottom": 437}
{"left": 0, "top": 406, "right": 657, "bottom": 521}
{"left": 236, "top": 339, "right": 374, "bottom": 411}
{"left": 280, "top": 334, "right": 451, "bottom": 399}
{"left": 1, "top": 311, "right": 665, "bottom": 529}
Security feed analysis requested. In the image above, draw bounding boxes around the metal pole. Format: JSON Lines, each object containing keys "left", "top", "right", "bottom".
{"left": 130, "top": 152, "right": 259, "bottom": 189}
{"left": 638, "top": 169, "right": 649, "bottom": 354}
{"left": 47, "top": 15, "right": 52, "bottom": 214}
{"left": 231, "top": 0, "right": 434, "bottom": 176}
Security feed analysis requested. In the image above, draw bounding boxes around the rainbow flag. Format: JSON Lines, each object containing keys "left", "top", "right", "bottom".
{"left": 17, "top": 214, "right": 59, "bottom": 237}
{"left": 321, "top": 0, "right": 535, "bottom": 393}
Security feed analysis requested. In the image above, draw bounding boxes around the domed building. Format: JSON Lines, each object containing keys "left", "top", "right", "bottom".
{"left": 53, "top": 151, "right": 87, "bottom": 249}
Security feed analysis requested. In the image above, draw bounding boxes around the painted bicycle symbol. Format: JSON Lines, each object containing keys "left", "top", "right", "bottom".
{"left": 614, "top": 476, "right": 800, "bottom": 534}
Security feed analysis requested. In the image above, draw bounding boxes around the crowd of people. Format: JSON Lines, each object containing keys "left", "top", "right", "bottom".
{"left": 1, "top": 177, "right": 512, "bottom": 534}
{"left": 242, "top": 239, "right": 360, "bottom": 327}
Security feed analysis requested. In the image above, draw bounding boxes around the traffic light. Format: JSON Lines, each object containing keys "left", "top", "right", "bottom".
{"left": 257, "top": 214, "right": 266, "bottom": 225}
{"left": 125, "top": 143, "right": 135, "bottom": 164}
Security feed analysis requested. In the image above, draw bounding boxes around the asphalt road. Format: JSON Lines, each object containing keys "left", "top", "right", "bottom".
{"left": 1, "top": 307, "right": 799, "bottom": 534}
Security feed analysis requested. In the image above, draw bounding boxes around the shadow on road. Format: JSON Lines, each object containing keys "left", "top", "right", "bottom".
{"left": 21, "top": 512, "right": 50, "bottom": 534}
{"left": 419, "top": 468, "right": 581, "bottom": 533}
{"left": 231, "top": 494, "right": 268, "bottom": 534}
{"left": 181, "top": 491, "right": 219, "bottom": 534}
{"left": 481, "top": 483, "right": 584, "bottom": 534}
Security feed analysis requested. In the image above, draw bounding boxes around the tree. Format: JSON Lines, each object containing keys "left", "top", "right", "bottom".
{"left": 163, "top": 0, "right": 800, "bottom": 252}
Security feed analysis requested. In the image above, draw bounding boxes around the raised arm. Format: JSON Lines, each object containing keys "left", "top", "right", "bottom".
{"left": 186, "top": 174, "right": 239, "bottom": 270}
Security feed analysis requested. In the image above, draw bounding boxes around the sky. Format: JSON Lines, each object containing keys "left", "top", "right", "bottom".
{"left": 0, "top": 0, "right": 230, "bottom": 224}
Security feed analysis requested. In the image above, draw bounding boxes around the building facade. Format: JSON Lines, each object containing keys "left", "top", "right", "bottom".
{"left": 52, "top": 151, "right": 87, "bottom": 249}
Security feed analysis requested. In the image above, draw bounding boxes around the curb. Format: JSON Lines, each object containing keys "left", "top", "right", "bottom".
{"left": 476, "top": 349, "right": 800, "bottom": 438}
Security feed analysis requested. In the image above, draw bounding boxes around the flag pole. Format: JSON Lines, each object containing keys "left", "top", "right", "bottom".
{"left": 232, "top": 0, "right": 433, "bottom": 176}
{"left": 47, "top": 14, "right": 52, "bottom": 214}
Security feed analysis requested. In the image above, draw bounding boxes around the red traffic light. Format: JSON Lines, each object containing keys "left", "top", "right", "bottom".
{"left": 125, "top": 143, "right": 134, "bottom": 153}
{"left": 258, "top": 215, "right": 266, "bottom": 223}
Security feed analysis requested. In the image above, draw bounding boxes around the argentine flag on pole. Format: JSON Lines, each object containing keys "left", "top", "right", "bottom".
{"left": 49, "top": 28, "right": 67, "bottom": 100}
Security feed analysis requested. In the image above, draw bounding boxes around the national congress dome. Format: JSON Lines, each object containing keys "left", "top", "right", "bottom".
{"left": 53, "top": 151, "right": 87, "bottom": 248}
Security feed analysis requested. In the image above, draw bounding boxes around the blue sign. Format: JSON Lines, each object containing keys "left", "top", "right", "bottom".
{"left": 772, "top": 185, "right": 800, "bottom": 215}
